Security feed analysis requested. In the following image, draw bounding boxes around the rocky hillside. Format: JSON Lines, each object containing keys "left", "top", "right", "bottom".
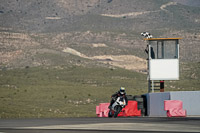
{"left": 0, "top": 0, "right": 200, "bottom": 70}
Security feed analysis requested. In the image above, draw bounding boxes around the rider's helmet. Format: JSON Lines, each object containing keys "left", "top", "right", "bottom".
{"left": 119, "top": 87, "right": 125, "bottom": 95}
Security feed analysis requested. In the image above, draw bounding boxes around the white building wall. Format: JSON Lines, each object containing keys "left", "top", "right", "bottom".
{"left": 149, "top": 59, "right": 179, "bottom": 80}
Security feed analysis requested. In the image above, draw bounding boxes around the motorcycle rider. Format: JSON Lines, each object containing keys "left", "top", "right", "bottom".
{"left": 108, "top": 87, "right": 128, "bottom": 109}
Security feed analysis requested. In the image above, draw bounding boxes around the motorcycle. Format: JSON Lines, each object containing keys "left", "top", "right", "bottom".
{"left": 108, "top": 96, "right": 126, "bottom": 118}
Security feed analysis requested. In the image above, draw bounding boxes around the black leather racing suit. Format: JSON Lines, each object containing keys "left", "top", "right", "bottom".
{"left": 109, "top": 91, "right": 128, "bottom": 108}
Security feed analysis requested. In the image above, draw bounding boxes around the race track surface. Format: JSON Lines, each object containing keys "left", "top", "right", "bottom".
{"left": 0, "top": 117, "right": 200, "bottom": 133}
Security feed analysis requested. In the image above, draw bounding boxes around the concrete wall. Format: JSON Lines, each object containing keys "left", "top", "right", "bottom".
{"left": 170, "top": 91, "right": 200, "bottom": 116}
{"left": 146, "top": 91, "right": 200, "bottom": 117}
{"left": 146, "top": 92, "right": 170, "bottom": 117}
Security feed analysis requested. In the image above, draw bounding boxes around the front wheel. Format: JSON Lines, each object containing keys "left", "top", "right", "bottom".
{"left": 114, "top": 106, "right": 122, "bottom": 118}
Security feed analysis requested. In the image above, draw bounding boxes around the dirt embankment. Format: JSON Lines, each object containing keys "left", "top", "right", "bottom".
{"left": 63, "top": 47, "right": 147, "bottom": 73}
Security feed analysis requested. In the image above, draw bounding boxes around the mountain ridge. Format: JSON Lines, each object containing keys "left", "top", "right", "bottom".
{"left": 0, "top": 0, "right": 200, "bottom": 70}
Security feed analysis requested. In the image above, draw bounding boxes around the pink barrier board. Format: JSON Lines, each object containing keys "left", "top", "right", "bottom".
{"left": 96, "top": 103, "right": 110, "bottom": 117}
{"left": 167, "top": 108, "right": 186, "bottom": 117}
{"left": 164, "top": 100, "right": 183, "bottom": 110}
{"left": 164, "top": 100, "right": 186, "bottom": 117}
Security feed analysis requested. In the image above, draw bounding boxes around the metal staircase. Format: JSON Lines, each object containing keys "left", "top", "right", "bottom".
{"left": 148, "top": 80, "right": 164, "bottom": 93}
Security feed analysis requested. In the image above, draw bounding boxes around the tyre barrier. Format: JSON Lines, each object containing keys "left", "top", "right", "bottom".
{"left": 134, "top": 95, "right": 146, "bottom": 116}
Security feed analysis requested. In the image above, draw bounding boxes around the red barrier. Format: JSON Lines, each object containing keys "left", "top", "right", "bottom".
{"left": 124, "top": 101, "right": 141, "bottom": 116}
{"left": 164, "top": 100, "right": 186, "bottom": 117}
{"left": 96, "top": 101, "right": 141, "bottom": 117}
